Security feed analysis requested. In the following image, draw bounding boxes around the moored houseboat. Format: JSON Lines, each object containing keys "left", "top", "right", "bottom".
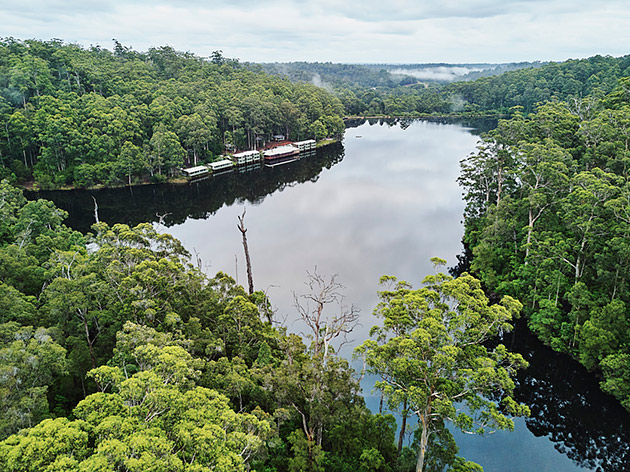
{"left": 263, "top": 144, "right": 300, "bottom": 161}
{"left": 182, "top": 165, "right": 210, "bottom": 180}
{"left": 293, "top": 139, "right": 316, "bottom": 152}
{"left": 232, "top": 150, "right": 262, "bottom": 166}
{"left": 209, "top": 159, "right": 234, "bottom": 173}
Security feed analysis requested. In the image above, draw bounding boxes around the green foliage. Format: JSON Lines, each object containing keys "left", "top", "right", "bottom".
{"left": 0, "top": 185, "right": 401, "bottom": 470}
{"left": 0, "top": 39, "right": 346, "bottom": 188}
{"left": 356, "top": 269, "right": 529, "bottom": 471}
{"left": 261, "top": 55, "right": 629, "bottom": 118}
{"left": 0, "top": 323, "right": 67, "bottom": 439}
{"left": 459, "top": 76, "right": 630, "bottom": 411}
{"left": 0, "top": 373, "right": 271, "bottom": 472}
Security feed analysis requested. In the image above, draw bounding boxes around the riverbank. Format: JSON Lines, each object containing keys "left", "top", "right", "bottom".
{"left": 344, "top": 111, "right": 507, "bottom": 120}
{"left": 21, "top": 138, "right": 341, "bottom": 192}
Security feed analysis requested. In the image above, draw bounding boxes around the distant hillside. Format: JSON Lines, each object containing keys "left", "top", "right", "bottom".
{"left": 253, "top": 61, "right": 405, "bottom": 88}
{"left": 253, "top": 61, "right": 543, "bottom": 90}
{"left": 254, "top": 55, "right": 630, "bottom": 116}
{"left": 447, "top": 54, "right": 630, "bottom": 112}
{"left": 385, "top": 62, "right": 545, "bottom": 83}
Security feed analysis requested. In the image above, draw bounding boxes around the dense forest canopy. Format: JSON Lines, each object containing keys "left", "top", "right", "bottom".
{"left": 258, "top": 55, "right": 630, "bottom": 117}
{"left": 2, "top": 36, "right": 630, "bottom": 471}
{"left": 458, "top": 77, "right": 630, "bottom": 410}
{"left": 1, "top": 37, "right": 628, "bottom": 189}
{"left": 0, "top": 38, "right": 346, "bottom": 189}
{"left": 256, "top": 62, "right": 543, "bottom": 88}
{"left": 0, "top": 178, "right": 528, "bottom": 471}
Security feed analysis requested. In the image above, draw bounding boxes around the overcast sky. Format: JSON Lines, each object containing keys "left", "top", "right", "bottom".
{"left": 1, "top": 0, "right": 628, "bottom": 64}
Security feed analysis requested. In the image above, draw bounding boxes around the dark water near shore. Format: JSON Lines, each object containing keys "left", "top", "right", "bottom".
{"left": 29, "top": 118, "right": 630, "bottom": 472}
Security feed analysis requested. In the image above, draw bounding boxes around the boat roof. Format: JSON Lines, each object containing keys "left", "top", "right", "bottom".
{"left": 182, "top": 165, "right": 208, "bottom": 174}
{"left": 211, "top": 159, "right": 233, "bottom": 166}
{"left": 233, "top": 150, "right": 260, "bottom": 157}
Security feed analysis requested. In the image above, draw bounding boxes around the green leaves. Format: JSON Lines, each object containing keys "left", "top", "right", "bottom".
{"left": 0, "top": 323, "right": 67, "bottom": 439}
{"left": 357, "top": 268, "right": 529, "bottom": 471}
{"left": 0, "top": 39, "right": 349, "bottom": 188}
{"left": 1, "top": 340, "right": 271, "bottom": 472}
{"left": 459, "top": 83, "right": 630, "bottom": 415}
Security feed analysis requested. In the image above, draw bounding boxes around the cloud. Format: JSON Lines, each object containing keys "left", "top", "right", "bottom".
{"left": 390, "top": 66, "right": 487, "bottom": 81}
{"left": 0, "top": 0, "right": 628, "bottom": 63}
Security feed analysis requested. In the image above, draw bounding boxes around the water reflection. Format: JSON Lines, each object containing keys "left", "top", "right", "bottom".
{"left": 509, "top": 323, "right": 630, "bottom": 471}
{"left": 345, "top": 116, "right": 497, "bottom": 135}
{"left": 29, "top": 142, "right": 345, "bottom": 233}
{"left": 26, "top": 118, "right": 629, "bottom": 472}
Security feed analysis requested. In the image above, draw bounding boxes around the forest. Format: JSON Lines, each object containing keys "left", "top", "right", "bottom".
{"left": 258, "top": 55, "right": 630, "bottom": 117}
{"left": 1, "top": 37, "right": 630, "bottom": 471}
{"left": 458, "top": 77, "right": 630, "bottom": 411}
{"left": 0, "top": 179, "right": 527, "bottom": 471}
{"left": 0, "top": 39, "right": 346, "bottom": 189}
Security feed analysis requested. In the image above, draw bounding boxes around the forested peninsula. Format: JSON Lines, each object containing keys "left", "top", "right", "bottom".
{"left": 1, "top": 37, "right": 630, "bottom": 472}
{"left": 0, "top": 39, "right": 345, "bottom": 189}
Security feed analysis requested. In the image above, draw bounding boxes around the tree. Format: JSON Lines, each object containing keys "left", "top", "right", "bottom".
{"left": 271, "top": 271, "right": 363, "bottom": 469}
{"left": 175, "top": 113, "right": 214, "bottom": 165}
{"left": 117, "top": 141, "right": 145, "bottom": 185}
{"left": 0, "top": 343, "right": 271, "bottom": 472}
{"left": 0, "top": 323, "right": 67, "bottom": 439}
{"left": 514, "top": 139, "right": 570, "bottom": 261}
{"left": 237, "top": 208, "right": 254, "bottom": 295}
{"left": 293, "top": 269, "right": 359, "bottom": 360}
{"left": 355, "top": 260, "right": 529, "bottom": 472}
{"left": 149, "top": 124, "right": 187, "bottom": 177}
{"left": 309, "top": 120, "right": 327, "bottom": 141}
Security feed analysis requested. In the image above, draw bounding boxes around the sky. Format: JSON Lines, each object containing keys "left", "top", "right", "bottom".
{"left": 1, "top": 0, "right": 629, "bottom": 64}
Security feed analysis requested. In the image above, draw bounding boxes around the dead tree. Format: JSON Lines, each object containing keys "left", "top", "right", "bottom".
{"left": 92, "top": 196, "right": 100, "bottom": 224}
{"left": 293, "top": 269, "right": 360, "bottom": 360}
{"left": 289, "top": 269, "right": 361, "bottom": 447}
{"left": 237, "top": 208, "right": 254, "bottom": 295}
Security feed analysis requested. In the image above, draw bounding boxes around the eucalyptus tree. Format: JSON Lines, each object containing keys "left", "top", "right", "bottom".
{"left": 0, "top": 342, "right": 271, "bottom": 472}
{"left": 356, "top": 260, "right": 529, "bottom": 472}
{"left": 0, "top": 323, "right": 67, "bottom": 439}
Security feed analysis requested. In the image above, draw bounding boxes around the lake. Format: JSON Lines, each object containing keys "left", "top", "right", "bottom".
{"left": 32, "top": 118, "right": 630, "bottom": 472}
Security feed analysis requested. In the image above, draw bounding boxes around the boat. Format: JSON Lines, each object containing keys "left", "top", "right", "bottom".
{"left": 209, "top": 159, "right": 234, "bottom": 174}
{"left": 263, "top": 144, "right": 300, "bottom": 161}
{"left": 293, "top": 139, "right": 316, "bottom": 152}
{"left": 182, "top": 165, "right": 210, "bottom": 180}
{"left": 232, "top": 150, "right": 262, "bottom": 166}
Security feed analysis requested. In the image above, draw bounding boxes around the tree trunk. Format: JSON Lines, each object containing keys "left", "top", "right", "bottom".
{"left": 78, "top": 309, "right": 97, "bottom": 369}
{"left": 497, "top": 163, "right": 503, "bottom": 206}
{"left": 416, "top": 414, "right": 429, "bottom": 472}
{"left": 525, "top": 208, "right": 534, "bottom": 261}
{"left": 237, "top": 208, "right": 254, "bottom": 294}
{"left": 398, "top": 398, "right": 408, "bottom": 454}
{"left": 92, "top": 196, "right": 100, "bottom": 224}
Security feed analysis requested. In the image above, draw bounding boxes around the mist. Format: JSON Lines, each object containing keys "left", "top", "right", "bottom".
{"left": 389, "top": 65, "right": 487, "bottom": 82}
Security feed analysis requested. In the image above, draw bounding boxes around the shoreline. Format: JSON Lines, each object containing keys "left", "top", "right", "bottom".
{"left": 22, "top": 138, "right": 341, "bottom": 193}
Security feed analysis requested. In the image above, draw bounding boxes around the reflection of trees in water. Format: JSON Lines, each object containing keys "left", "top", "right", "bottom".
{"left": 344, "top": 117, "right": 496, "bottom": 135}
{"left": 508, "top": 323, "right": 630, "bottom": 472}
{"left": 28, "top": 143, "right": 345, "bottom": 234}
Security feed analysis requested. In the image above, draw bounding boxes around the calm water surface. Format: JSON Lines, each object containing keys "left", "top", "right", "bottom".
{"left": 33, "top": 119, "right": 629, "bottom": 472}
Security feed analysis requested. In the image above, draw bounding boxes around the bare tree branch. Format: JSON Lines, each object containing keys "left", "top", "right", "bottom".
{"left": 237, "top": 207, "right": 254, "bottom": 295}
